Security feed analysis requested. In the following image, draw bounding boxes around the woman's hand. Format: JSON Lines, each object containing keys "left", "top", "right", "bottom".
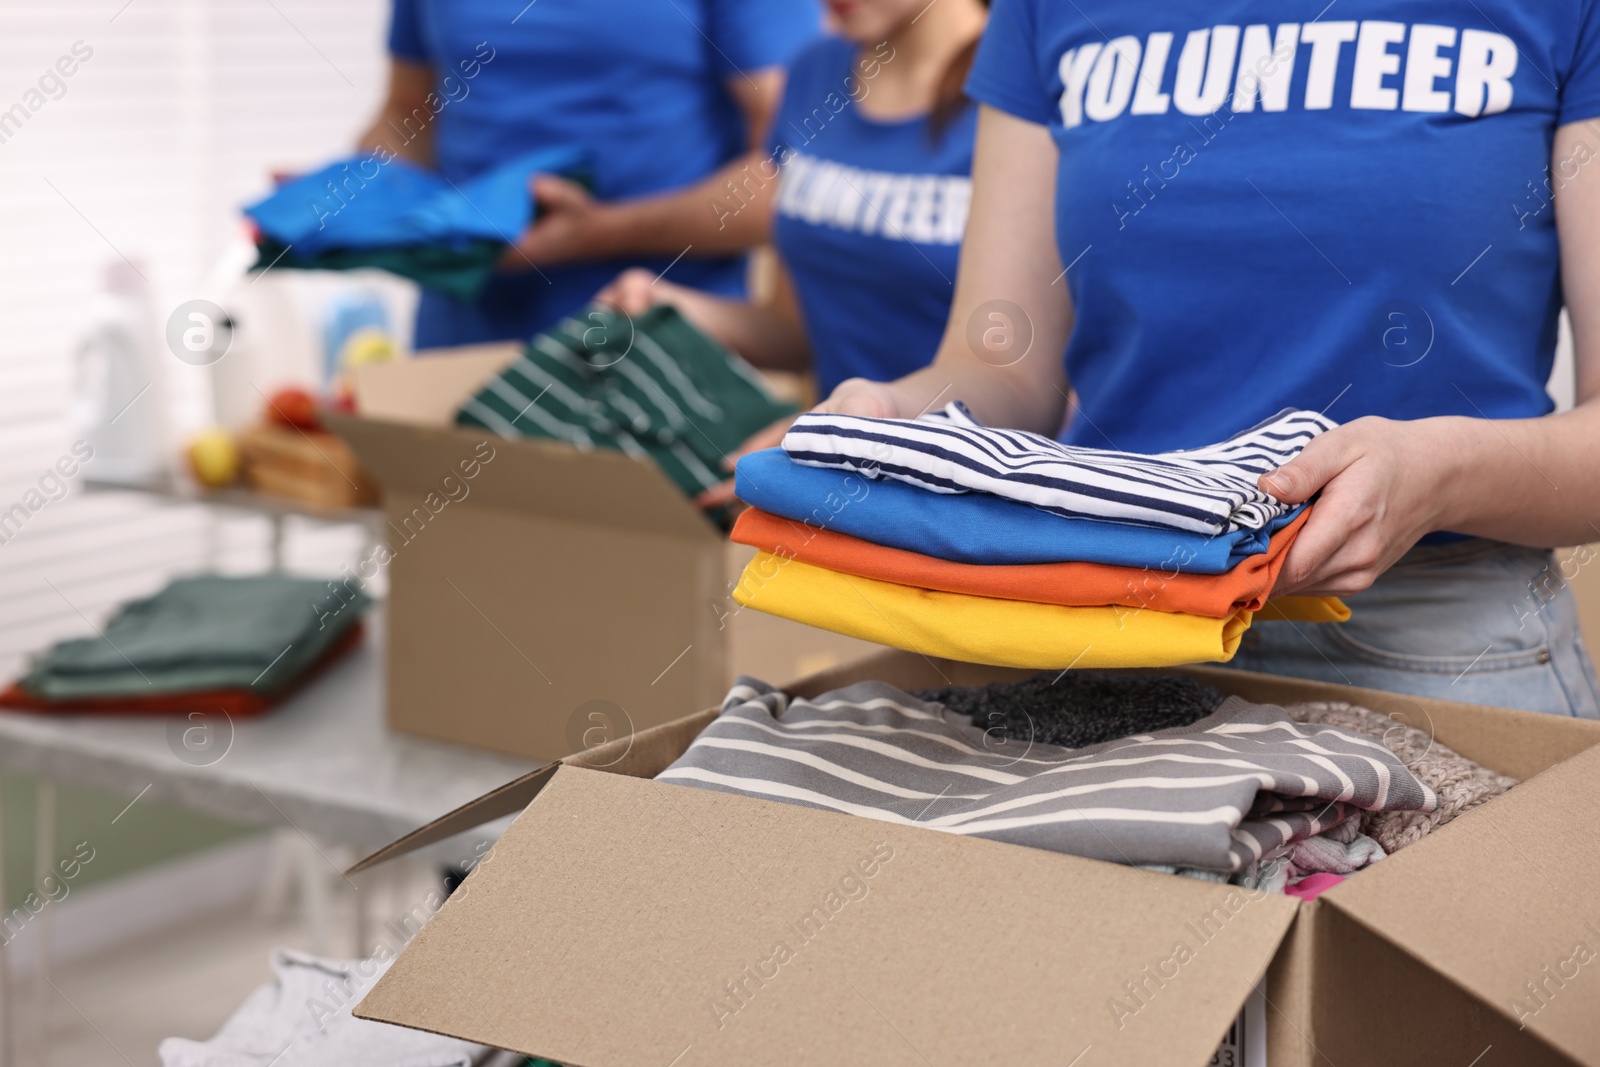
{"left": 697, "top": 376, "right": 914, "bottom": 513}
{"left": 1261, "top": 416, "right": 1457, "bottom": 598}
{"left": 814, "top": 376, "right": 913, "bottom": 419}
{"left": 501, "top": 175, "right": 620, "bottom": 270}
{"left": 694, "top": 376, "right": 927, "bottom": 512}
{"left": 695, "top": 414, "right": 799, "bottom": 513}
{"left": 595, "top": 267, "right": 693, "bottom": 316}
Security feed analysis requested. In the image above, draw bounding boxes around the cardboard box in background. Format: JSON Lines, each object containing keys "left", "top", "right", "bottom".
{"left": 349, "top": 654, "right": 1600, "bottom": 1067}
{"left": 324, "top": 346, "right": 875, "bottom": 762}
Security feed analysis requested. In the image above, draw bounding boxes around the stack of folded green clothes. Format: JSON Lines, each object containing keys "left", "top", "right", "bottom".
{"left": 0, "top": 576, "right": 369, "bottom": 717}
{"left": 250, "top": 238, "right": 507, "bottom": 300}
{"left": 243, "top": 148, "right": 587, "bottom": 300}
{"left": 455, "top": 302, "right": 797, "bottom": 526}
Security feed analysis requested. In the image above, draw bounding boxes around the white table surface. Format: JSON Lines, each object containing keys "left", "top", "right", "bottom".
{"left": 0, "top": 608, "right": 534, "bottom": 866}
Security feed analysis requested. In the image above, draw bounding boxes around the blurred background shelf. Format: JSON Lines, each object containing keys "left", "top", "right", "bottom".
{"left": 83, "top": 473, "right": 385, "bottom": 571}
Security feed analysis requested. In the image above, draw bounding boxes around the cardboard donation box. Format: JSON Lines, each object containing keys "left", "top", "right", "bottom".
{"left": 348, "top": 653, "right": 1600, "bottom": 1067}
{"left": 324, "top": 345, "right": 873, "bottom": 761}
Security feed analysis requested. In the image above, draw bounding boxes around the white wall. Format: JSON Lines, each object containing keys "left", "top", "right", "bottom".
{"left": 0, "top": 0, "right": 395, "bottom": 675}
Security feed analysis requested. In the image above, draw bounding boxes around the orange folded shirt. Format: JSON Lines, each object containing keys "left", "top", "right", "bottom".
{"left": 730, "top": 507, "right": 1315, "bottom": 620}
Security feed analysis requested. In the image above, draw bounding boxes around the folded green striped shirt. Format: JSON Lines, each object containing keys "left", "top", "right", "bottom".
{"left": 454, "top": 304, "right": 796, "bottom": 516}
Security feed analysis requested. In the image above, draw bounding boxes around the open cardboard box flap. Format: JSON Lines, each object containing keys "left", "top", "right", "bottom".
{"left": 1315, "top": 741, "right": 1600, "bottom": 1062}
{"left": 351, "top": 342, "right": 520, "bottom": 426}
{"left": 324, "top": 411, "right": 715, "bottom": 541}
{"left": 346, "top": 707, "right": 720, "bottom": 876}
{"left": 1175, "top": 659, "right": 1600, "bottom": 1060}
{"left": 355, "top": 763, "right": 1297, "bottom": 1067}
{"left": 331, "top": 347, "right": 718, "bottom": 540}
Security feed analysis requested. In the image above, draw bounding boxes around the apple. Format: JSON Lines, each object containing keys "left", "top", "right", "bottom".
{"left": 187, "top": 428, "right": 240, "bottom": 488}
{"left": 265, "top": 386, "right": 320, "bottom": 431}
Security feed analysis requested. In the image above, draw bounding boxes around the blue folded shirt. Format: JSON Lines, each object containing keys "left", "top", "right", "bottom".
{"left": 735, "top": 448, "right": 1300, "bottom": 573}
{"left": 244, "top": 147, "right": 588, "bottom": 257}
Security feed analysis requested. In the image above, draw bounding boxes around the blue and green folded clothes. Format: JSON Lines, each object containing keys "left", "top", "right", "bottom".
{"left": 246, "top": 147, "right": 588, "bottom": 256}
{"left": 251, "top": 237, "right": 504, "bottom": 302}
{"left": 733, "top": 447, "right": 1302, "bottom": 573}
{"left": 243, "top": 148, "right": 588, "bottom": 299}
{"left": 455, "top": 303, "right": 797, "bottom": 519}
{"left": 9, "top": 575, "right": 369, "bottom": 701}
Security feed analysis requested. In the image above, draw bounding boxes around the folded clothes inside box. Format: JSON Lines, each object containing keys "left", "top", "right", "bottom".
{"left": 342, "top": 652, "right": 1600, "bottom": 1067}
{"left": 0, "top": 575, "right": 368, "bottom": 716}
{"left": 455, "top": 303, "right": 796, "bottom": 524}
{"left": 657, "top": 673, "right": 1465, "bottom": 888}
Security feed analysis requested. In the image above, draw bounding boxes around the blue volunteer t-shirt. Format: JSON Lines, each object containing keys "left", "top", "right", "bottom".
{"left": 771, "top": 37, "right": 976, "bottom": 394}
{"left": 388, "top": 0, "right": 818, "bottom": 348}
{"left": 967, "top": 1, "right": 1600, "bottom": 451}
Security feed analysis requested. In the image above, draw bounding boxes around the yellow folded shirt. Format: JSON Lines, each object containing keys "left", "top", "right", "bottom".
{"left": 1259, "top": 597, "right": 1350, "bottom": 623}
{"left": 733, "top": 552, "right": 1348, "bottom": 670}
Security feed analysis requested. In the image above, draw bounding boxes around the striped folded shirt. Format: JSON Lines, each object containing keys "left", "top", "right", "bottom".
{"left": 658, "top": 679, "right": 1437, "bottom": 873}
{"left": 781, "top": 403, "right": 1337, "bottom": 535}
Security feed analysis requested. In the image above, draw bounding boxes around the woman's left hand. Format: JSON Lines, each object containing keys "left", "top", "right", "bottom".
{"left": 1260, "top": 416, "right": 1456, "bottom": 598}
{"left": 695, "top": 415, "right": 799, "bottom": 513}
{"left": 500, "top": 175, "right": 619, "bottom": 269}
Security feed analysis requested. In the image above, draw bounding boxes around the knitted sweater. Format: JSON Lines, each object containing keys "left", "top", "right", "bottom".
{"left": 914, "top": 671, "right": 1225, "bottom": 749}
{"left": 1286, "top": 701, "right": 1519, "bottom": 853}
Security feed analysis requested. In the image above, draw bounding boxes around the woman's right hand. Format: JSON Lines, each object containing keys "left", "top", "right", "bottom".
{"left": 596, "top": 267, "right": 688, "bottom": 316}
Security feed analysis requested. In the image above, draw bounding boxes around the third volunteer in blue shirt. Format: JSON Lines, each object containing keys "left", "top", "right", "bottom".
{"left": 601, "top": 0, "right": 988, "bottom": 507}
{"left": 361, "top": 0, "right": 818, "bottom": 348}
{"left": 813, "top": 1, "right": 1600, "bottom": 716}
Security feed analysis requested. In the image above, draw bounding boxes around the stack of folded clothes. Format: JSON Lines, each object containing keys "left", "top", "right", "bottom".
{"left": 455, "top": 302, "right": 796, "bottom": 526}
{"left": 658, "top": 675, "right": 1451, "bottom": 896}
{"left": 0, "top": 575, "right": 368, "bottom": 717}
{"left": 243, "top": 147, "right": 586, "bottom": 300}
{"left": 730, "top": 403, "right": 1349, "bottom": 668}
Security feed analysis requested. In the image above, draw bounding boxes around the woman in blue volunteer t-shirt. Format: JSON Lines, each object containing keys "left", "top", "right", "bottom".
{"left": 809, "top": 2, "right": 1600, "bottom": 717}
{"left": 358, "top": 0, "right": 818, "bottom": 349}
{"left": 601, "top": 0, "right": 989, "bottom": 506}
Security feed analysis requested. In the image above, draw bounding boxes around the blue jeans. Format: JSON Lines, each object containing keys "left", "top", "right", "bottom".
{"left": 1231, "top": 538, "right": 1600, "bottom": 718}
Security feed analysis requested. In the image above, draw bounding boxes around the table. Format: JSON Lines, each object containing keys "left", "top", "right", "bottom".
{"left": 83, "top": 475, "right": 387, "bottom": 571}
{"left": 0, "top": 608, "right": 538, "bottom": 1065}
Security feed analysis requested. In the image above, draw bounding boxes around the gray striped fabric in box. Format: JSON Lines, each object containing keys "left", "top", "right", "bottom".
{"left": 658, "top": 679, "right": 1437, "bottom": 873}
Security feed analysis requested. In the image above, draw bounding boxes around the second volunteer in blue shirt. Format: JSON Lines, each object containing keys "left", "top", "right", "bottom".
{"left": 362, "top": 0, "right": 819, "bottom": 348}
{"left": 768, "top": 31, "right": 978, "bottom": 394}
{"left": 602, "top": 0, "right": 988, "bottom": 505}
{"left": 811, "top": 0, "right": 1600, "bottom": 716}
